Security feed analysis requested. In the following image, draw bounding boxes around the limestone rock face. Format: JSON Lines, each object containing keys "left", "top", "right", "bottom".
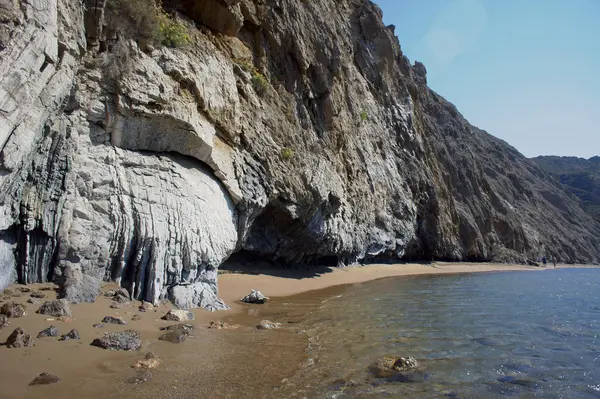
{"left": 0, "top": 0, "right": 599, "bottom": 310}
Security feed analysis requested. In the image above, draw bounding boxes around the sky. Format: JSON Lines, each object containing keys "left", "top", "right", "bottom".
{"left": 375, "top": 0, "right": 600, "bottom": 159}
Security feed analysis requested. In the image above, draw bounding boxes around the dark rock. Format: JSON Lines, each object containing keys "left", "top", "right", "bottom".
{"left": 158, "top": 330, "right": 187, "bottom": 344}
{"left": 6, "top": 327, "right": 35, "bottom": 348}
{"left": 18, "top": 286, "right": 31, "bottom": 293}
{"left": 30, "top": 291, "right": 46, "bottom": 298}
{"left": 91, "top": 330, "right": 141, "bottom": 351}
{"left": 497, "top": 375, "right": 541, "bottom": 389}
{"left": 92, "top": 323, "right": 105, "bottom": 328}
{"left": 59, "top": 329, "right": 80, "bottom": 340}
{"left": 109, "top": 302, "right": 121, "bottom": 309}
{"left": 36, "top": 299, "right": 72, "bottom": 317}
{"left": 27, "top": 298, "right": 38, "bottom": 304}
{"left": 29, "top": 373, "right": 61, "bottom": 386}
{"left": 131, "top": 314, "right": 141, "bottom": 321}
{"left": 0, "top": 314, "right": 8, "bottom": 329}
{"left": 101, "top": 316, "right": 127, "bottom": 325}
{"left": 527, "top": 260, "right": 540, "bottom": 266}
{"left": 138, "top": 302, "right": 153, "bottom": 312}
{"left": 159, "top": 323, "right": 194, "bottom": 335}
{"left": 37, "top": 325, "right": 59, "bottom": 338}
{"left": 1, "top": 301, "right": 26, "bottom": 318}
{"left": 386, "top": 371, "right": 430, "bottom": 383}
{"left": 161, "top": 309, "right": 194, "bottom": 321}
{"left": 241, "top": 290, "right": 269, "bottom": 304}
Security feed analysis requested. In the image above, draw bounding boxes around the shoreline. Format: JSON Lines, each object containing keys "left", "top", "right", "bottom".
{"left": 218, "top": 262, "right": 548, "bottom": 310}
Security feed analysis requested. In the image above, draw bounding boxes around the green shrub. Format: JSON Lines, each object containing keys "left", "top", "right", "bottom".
{"left": 281, "top": 148, "right": 294, "bottom": 160}
{"left": 251, "top": 73, "right": 269, "bottom": 95}
{"left": 360, "top": 111, "right": 368, "bottom": 122}
{"left": 159, "top": 17, "right": 189, "bottom": 47}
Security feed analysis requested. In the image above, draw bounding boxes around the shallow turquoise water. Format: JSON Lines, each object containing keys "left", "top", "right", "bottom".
{"left": 277, "top": 268, "right": 600, "bottom": 398}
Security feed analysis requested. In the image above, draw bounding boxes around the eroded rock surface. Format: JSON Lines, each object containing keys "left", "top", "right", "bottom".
{"left": 36, "top": 300, "right": 72, "bottom": 317}
{"left": 91, "top": 330, "right": 141, "bottom": 351}
{"left": 6, "top": 327, "right": 35, "bottom": 348}
{"left": 0, "top": 0, "right": 599, "bottom": 310}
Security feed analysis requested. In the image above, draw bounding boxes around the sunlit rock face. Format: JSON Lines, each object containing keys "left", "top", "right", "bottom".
{"left": 0, "top": 0, "right": 598, "bottom": 308}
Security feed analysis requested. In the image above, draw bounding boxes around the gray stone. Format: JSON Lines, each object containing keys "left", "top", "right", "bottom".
{"left": 92, "top": 323, "right": 105, "bottom": 328}
{"left": 91, "top": 330, "right": 141, "bottom": 351}
{"left": 159, "top": 323, "right": 194, "bottom": 335}
{"left": 241, "top": 290, "right": 269, "bottom": 304}
{"left": 1, "top": 301, "right": 26, "bottom": 318}
{"left": 102, "top": 316, "right": 127, "bottom": 325}
{"left": 37, "top": 325, "right": 59, "bottom": 338}
{"left": 257, "top": 320, "right": 281, "bottom": 330}
{"left": 29, "top": 373, "right": 61, "bottom": 386}
{"left": 36, "top": 299, "right": 72, "bottom": 317}
{"left": 0, "top": 314, "right": 8, "bottom": 329}
{"left": 6, "top": 327, "right": 35, "bottom": 348}
{"left": 59, "top": 328, "right": 80, "bottom": 340}
{"left": 161, "top": 309, "right": 194, "bottom": 322}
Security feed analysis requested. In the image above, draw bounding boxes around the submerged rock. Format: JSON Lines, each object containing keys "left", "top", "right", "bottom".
{"left": 59, "top": 329, "right": 80, "bottom": 341}
{"left": 37, "top": 325, "right": 59, "bottom": 338}
{"left": 241, "top": 290, "right": 269, "bottom": 304}
{"left": 159, "top": 330, "right": 187, "bottom": 344}
{"left": 29, "top": 373, "right": 61, "bottom": 386}
{"left": 102, "top": 316, "right": 127, "bottom": 325}
{"left": 91, "top": 330, "right": 141, "bottom": 351}
{"left": 257, "top": 320, "right": 282, "bottom": 330}
{"left": 370, "top": 356, "right": 420, "bottom": 378}
{"left": 6, "top": 327, "right": 35, "bottom": 348}
{"left": 161, "top": 309, "right": 194, "bottom": 322}
{"left": 1, "top": 302, "right": 26, "bottom": 318}
{"left": 208, "top": 321, "right": 240, "bottom": 330}
{"left": 133, "top": 352, "right": 161, "bottom": 369}
{"left": 36, "top": 300, "right": 72, "bottom": 317}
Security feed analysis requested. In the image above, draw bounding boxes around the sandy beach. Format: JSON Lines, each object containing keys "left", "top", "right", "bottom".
{"left": 0, "top": 262, "right": 573, "bottom": 398}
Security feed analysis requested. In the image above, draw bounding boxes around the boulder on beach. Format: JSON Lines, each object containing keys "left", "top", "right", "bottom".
{"left": 257, "top": 320, "right": 282, "bottom": 330}
{"left": 1, "top": 301, "right": 27, "bottom": 318}
{"left": 30, "top": 291, "right": 46, "bottom": 299}
{"left": 138, "top": 302, "right": 153, "bottom": 312}
{"left": 159, "top": 323, "right": 194, "bottom": 335}
{"left": 241, "top": 290, "right": 269, "bottom": 304}
{"left": 6, "top": 327, "right": 35, "bottom": 348}
{"left": 102, "top": 316, "right": 127, "bottom": 325}
{"left": 37, "top": 325, "right": 59, "bottom": 338}
{"left": 59, "top": 329, "right": 80, "bottom": 341}
{"left": 36, "top": 299, "right": 72, "bottom": 317}
{"left": 161, "top": 309, "right": 194, "bottom": 321}
{"left": 29, "top": 373, "right": 61, "bottom": 386}
{"left": 18, "top": 286, "right": 31, "bottom": 293}
{"left": 91, "top": 330, "right": 141, "bottom": 351}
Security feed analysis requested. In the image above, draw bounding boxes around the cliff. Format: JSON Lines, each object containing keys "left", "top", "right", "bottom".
{"left": 1, "top": 0, "right": 598, "bottom": 309}
{"left": 532, "top": 156, "right": 600, "bottom": 224}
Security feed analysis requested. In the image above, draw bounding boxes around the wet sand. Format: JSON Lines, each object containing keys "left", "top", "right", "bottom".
{"left": 0, "top": 262, "right": 568, "bottom": 398}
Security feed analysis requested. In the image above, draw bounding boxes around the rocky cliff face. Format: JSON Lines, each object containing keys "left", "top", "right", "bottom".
{"left": 532, "top": 156, "right": 600, "bottom": 224}
{"left": 1, "top": 0, "right": 599, "bottom": 309}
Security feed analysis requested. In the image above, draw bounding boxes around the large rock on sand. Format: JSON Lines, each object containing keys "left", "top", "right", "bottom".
{"left": 91, "top": 330, "right": 141, "bottom": 351}
{"left": 6, "top": 327, "right": 35, "bottom": 348}
{"left": 29, "top": 373, "right": 61, "bottom": 386}
{"left": 37, "top": 325, "right": 59, "bottom": 338}
{"left": 1, "top": 302, "right": 26, "bottom": 318}
{"left": 161, "top": 309, "right": 194, "bottom": 322}
{"left": 36, "top": 300, "right": 72, "bottom": 317}
{"left": 241, "top": 290, "right": 269, "bottom": 304}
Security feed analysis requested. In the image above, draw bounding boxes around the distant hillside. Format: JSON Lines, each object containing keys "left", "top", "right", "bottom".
{"left": 531, "top": 156, "right": 600, "bottom": 223}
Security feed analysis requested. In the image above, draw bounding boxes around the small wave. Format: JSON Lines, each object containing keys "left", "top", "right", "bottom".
{"left": 589, "top": 384, "right": 600, "bottom": 392}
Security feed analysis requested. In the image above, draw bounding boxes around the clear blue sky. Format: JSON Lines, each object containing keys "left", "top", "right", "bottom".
{"left": 375, "top": 0, "right": 600, "bottom": 159}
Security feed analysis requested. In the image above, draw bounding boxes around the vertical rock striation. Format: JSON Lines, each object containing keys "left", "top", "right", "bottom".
{"left": 0, "top": 0, "right": 598, "bottom": 308}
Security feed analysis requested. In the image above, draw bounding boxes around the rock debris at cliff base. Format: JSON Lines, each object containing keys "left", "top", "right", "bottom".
{"left": 0, "top": 0, "right": 598, "bottom": 309}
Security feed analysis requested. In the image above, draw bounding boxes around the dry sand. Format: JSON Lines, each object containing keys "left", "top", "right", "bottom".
{"left": 0, "top": 262, "right": 574, "bottom": 398}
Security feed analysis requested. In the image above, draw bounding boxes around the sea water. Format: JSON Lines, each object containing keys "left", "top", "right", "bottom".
{"left": 275, "top": 268, "right": 600, "bottom": 398}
